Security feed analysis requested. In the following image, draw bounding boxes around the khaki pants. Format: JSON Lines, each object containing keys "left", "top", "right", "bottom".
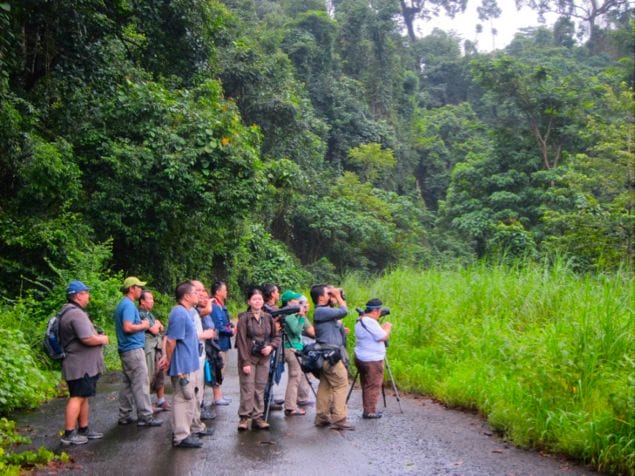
{"left": 284, "top": 348, "right": 303, "bottom": 411}
{"left": 355, "top": 358, "right": 384, "bottom": 414}
{"left": 238, "top": 360, "right": 269, "bottom": 420}
{"left": 171, "top": 374, "right": 199, "bottom": 444}
{"left": 190, "top": 364, "right": 205, "bottom": 433}
{"left": 119, "top": 348, "right": 153, "bottom": 421}
{"left": 315, "top": 360, "right": 348, "bottom": 424}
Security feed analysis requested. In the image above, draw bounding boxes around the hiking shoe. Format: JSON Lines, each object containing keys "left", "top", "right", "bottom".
{"left": 214, "top": 397, "right": 231, "bottom": 406}
{"left": 362, "top": 411, "right": 383, "bottom": 419}
{"left": 252, "top": 419, "right": 270, "bottom": 430}
{"left": 200, "top": 406, "right": 217, "bottom": 420}
{"left": 196, "top": 427, "right": 215, "bottom": 437}
{"left": 330, "top": 420, "right": 355, "bottom": 431}
{"left": 117, "top": 416, "right": 137, "bottom": 425}
{"left": 173, "top": 435, "right": 203, "bottom": 448}
{"left": 237, "top": 418, "right": 250, "bottom": 431}
{"left": 137, "top": 417, "right": 163, "bottom": 427}
{"left": 60, "top": 431, "right": 88, "bottom": 445}
{"left": 78, "top": 428, "right": 104, "bottom": 439}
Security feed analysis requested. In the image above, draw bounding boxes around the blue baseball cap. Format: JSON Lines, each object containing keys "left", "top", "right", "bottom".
{"left": 66, "top": 280, "right": 90, "bottom": 295}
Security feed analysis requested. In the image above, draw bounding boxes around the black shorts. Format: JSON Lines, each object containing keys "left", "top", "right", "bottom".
{"left": 67, "top": 373, "right": 100, "bottom": 397}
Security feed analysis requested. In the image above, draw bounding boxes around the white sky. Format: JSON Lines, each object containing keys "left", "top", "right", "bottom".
{"left": 416, "top": 0, "right": 558, "bottom": 52}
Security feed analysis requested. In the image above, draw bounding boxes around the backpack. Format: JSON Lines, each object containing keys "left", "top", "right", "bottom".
{"left": 297, "top": 343, "right": 342, "bottom": 379}
{"left": 43, "top": 306, "right": 74, "bottom": 360}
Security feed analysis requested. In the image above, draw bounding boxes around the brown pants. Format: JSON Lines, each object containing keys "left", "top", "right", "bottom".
{"left": 355, "top": 358, "right": 384, "bottom": 414}
{"left": 238, "top": 360, "right": 269, "bottom": 420}
{"left": 315, "top": 360, "right": 348, "bottom": 424}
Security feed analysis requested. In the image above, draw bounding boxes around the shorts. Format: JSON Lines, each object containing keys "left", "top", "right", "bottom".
{"left": 67, "top": 373, "right": 100, "bottom": 397}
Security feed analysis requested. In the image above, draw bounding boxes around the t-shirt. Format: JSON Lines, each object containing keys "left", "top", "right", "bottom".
{"left": 354, "top": 316, "right": 387, "bottom": 362}
{"left": 190, "top": 308, "right": 206, "bottom": 367}
{"left": 59, "top": 303, "right": 105, "bottom": 381}
{"left": 114, "top": 297, "right": 145, "bottom": 352}
{"left": 166, "top": 305, "right": 199, "bottom": 376}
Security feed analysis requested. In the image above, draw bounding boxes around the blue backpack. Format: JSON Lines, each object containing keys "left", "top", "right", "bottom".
{"left": 43, "top": 306, "right": 74, "bottom": 360}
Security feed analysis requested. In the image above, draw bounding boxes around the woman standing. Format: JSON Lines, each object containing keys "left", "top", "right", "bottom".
{"left": 235, "top": 288, "right": 280, "bottom": 431}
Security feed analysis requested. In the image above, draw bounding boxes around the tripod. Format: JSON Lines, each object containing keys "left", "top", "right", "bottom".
{"left": 264, "top": 324, "right": 316, "bottom": 421}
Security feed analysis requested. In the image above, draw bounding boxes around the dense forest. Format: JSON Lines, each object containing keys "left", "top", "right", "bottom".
{"left": 0, "top": 0, "right": 632, "bottom": 296}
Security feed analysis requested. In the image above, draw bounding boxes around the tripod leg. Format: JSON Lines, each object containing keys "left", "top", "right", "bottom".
{"left": 345, "top": 370, "right": 358, "bottom": 404}
{"left": 384, "top": 357, "right": 403, "bottom": 413}
{"left": 381, "top": 379, "right": 387, "bottom": 408}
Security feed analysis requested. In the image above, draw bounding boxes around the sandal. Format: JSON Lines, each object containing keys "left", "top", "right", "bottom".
{"left": 284, "top": 408, "right": 306, "bottom": 416}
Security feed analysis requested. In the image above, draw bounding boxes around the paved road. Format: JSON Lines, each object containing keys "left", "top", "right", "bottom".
{"left": 15, "top": 351, "right": 597, "bottom": 476}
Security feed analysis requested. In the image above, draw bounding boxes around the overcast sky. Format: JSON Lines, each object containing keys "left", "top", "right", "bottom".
{"left": 417, "top": 0, "right": 558, "bottom": 52}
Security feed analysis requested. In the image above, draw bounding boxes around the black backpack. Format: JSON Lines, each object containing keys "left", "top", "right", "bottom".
{"left": 43, "top": 306, "right": 74, "bottom": 360}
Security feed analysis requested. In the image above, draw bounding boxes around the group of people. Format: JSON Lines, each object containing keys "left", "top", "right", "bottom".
{"left": 57, "top": 277, "right": 393, "bottom": 449}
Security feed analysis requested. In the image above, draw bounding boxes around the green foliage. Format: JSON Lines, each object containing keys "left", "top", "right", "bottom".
{"left": 342, "top": 263, "right": 634, "bottom": 475}
{"left": 0, "top": 329, "right": 58, "bottom": 414}
{"left": 0, "top": 418, "right": 69, "bottom": 475}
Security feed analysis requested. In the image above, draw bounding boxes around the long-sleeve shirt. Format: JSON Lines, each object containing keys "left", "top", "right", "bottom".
{"left": 313, "top": 305, "right": 348, "bottom": 346}
{"left": 235, "top": 311, "right": 280, "bottom": 367}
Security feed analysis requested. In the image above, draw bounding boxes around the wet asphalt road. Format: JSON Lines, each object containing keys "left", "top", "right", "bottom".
{"left": 15, "top": 351, "right": 597, "bottom": 476}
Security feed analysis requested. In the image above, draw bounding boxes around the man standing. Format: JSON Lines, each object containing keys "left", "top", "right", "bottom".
{"left": 210, "top": 281, "right": 234, "bottom": 405}
{"left": 114, "top": 276, "right": 162, "bottom": 427}
{"left": 310, "top": 285, "right": 354, "bottom": 430}
{"left": 139, "top": 290, "right": 169, "bottom": 412}
{"left": 59, "top": 281, "right": 109, "bottom": 445}
{"left": 191, "top": 280, "right": 217, "bottom": 424}
{"left": 354, "top": 298, "right": 392, "bottom": 419}
{"left": 161, "top": 281, "right": 211, "bottom": 448}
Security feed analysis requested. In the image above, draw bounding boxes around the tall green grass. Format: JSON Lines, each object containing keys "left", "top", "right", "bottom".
{"left": 342, "top": 262, "right": 634, "bottom": 475}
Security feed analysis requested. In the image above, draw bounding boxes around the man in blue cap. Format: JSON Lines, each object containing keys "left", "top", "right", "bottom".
{"left": 59, "top": 281, "right": 109, "bottom": 445}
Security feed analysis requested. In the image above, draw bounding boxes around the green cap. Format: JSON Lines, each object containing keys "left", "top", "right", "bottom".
{"left": 280, "top": 290, "right": 302, "bottom": 305}
{"left": 122, "top": 276, "right": 147, "bottom": 290}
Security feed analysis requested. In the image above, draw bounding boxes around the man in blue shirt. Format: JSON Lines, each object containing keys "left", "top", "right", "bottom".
{"left": 114, "top": 276, "right": 162, "bottom": 427}
{"left": 162, "top": 281, "right": 213, "bottom": 448}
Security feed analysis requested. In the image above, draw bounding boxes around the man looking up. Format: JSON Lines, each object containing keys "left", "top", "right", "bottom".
{"left": 114, "top": 276, "right": 162, "bottom": 427}
{"left": 161, "top": 281, "right": 211, "bottom": 448}
{"left": 59, "top": 281, "right": 109, "bottom": 445}
{"left": 311, "top": 285, "right": 354, "bottom": 431}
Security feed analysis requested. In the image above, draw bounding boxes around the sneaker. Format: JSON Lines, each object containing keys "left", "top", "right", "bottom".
{"left": 274, "top": 398, "right": 285, "bottom": 405}
{"left": 237, "top": 418, "right": 250, "bottom": 431}
{"left": 117, "top": 416, "right": 137, "bottom": 425}
{"left": 157, "top": 400, "right": 171, "bottom": 411}
{"left": 137, "top": 417, "right": 163, "bottom": 427}
{"left": 214, "top": 397, "right": 231, "bottom": 406}
{"left": 200, "top": 407, "right": 217, "bottom": 420}
{"left": 252, "top": 419, "right": 270, "bottom": 430}
{"left": 78, "top": 428, "right": 104, "bottom": 439}
{"left": 173, "top": 435, "right": 203, "bottom": 448}
{"left": 362, "top": 411, "right": 383, "bottom": 419}
{"left": 196, "top": 427, "right": 215, "bottom": 437}
{"left": 297, "top": 400, "right": 314, "bottom": 407}
{"left": 60, "top": 430, "right": 88, "bottom": 445}
{"left": 330, "top": 420, "right": 355, "bottom": 431}
{"left": 284, "top": 408, "right": 306, "bottom": 416}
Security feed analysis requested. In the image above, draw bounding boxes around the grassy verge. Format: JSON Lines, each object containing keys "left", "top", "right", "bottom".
{"left": 342, "top": 262, "right": 633, "bottom": 475}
